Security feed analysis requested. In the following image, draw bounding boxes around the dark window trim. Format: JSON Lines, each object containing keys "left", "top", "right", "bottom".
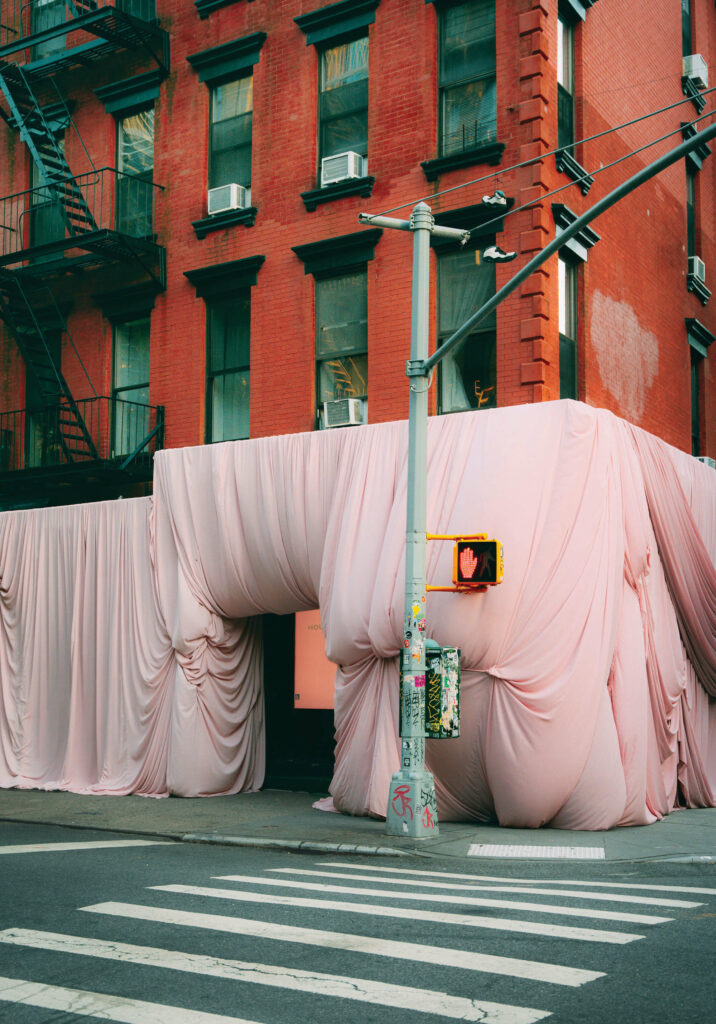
{"left": 687, "top": 271, "right": 712, "bottom": 306}
{"left": 185, "top": 254, "right": 265, "bottom": 299}
{"left": 195, "top": 0, "right": 253, "bottom": 19}
{"left": 682, "top": 75, "right": 706, "bottom": 114}
{"left": 193, "top": 206, "right": 258, "bottom": 238}
{"left": 187, "top": 32, "right": 267, "bottom": 85}
{"left": 422, "top": 142, "right": 505, "bottom": 182}
{"left": 686, "top": 318, "right": 714, "bottom": 359}
{"left": 295, "top": 0, "right": 380, "bottom": 48}
{"left": 95, "top": 71, "right": 163, "bottom": 116}
{"left": 555, "top": 148, "right": 593, "bottom": 194}
{"left": 558, "top": 0, "right": 599, "bottom": 23}
{"left": 682, "top": 121, "right": 712, "bottom": 173}
{"left": 95, "top": 283, "right": 159, "bottom": 324}
{"left": 301, "top": 175, "right": 375, "bottom": 211}
{"left": 552, "top": 202, "right": 600, "bottom": 261}
{"left": 293, "top": 228, "right": 381, "bottom": 278}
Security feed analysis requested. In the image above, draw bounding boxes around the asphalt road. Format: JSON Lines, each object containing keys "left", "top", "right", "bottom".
{"left": 0, "top": 821, "right": 714, "bottom": 1023}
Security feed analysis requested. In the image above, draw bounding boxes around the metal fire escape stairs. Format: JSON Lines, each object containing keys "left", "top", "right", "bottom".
{"left": 0, "top": 273, "right": 99, "bottom": 462}
{"left": 0, "top": 64, "right": 100, "bottom": 462}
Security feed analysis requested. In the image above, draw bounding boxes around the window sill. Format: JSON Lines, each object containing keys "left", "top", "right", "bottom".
{"left": 421, "top": 142, "right": 505, "bottom": 182}
{"left": 192, "top": 206, "right": 257, "bottom": 239}
{"left": 301, "top": 176, "right": 375, "bottom": 212}
{"left": 555, "top": 149, "right": 593, "bottom": 195}
{"left": 687, "top": 272, "right": 711, "bottom": 306}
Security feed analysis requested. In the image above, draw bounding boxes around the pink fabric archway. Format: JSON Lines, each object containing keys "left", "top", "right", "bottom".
{"left": 1, "top": 401, "right": 714, "bottom": 829}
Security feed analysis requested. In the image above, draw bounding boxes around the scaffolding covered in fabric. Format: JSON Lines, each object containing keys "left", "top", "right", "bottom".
{"left": 0, "top": 401, "right": 714, "bottom": 828}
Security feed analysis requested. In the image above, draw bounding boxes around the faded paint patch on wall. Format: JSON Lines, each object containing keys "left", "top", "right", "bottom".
{"left": 590, "top": 291, "right": 659, "bottom": 423}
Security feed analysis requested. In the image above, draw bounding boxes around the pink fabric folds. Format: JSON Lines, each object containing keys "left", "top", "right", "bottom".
{"left": 0, "top": 400, "right": 714, "bottom": 828}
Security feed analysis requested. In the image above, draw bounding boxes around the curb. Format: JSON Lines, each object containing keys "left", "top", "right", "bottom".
{"left": 181, "top": 834, "right": 408, "bottom": 857}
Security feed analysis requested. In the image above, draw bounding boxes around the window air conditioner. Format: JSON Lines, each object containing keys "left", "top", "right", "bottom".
{"left": 688, "top": 255, "right": 706, "bottom": 283}
{"left": 322, "top": 398, "right": 365, "bottom": 428}
{"left": 696, "top": 456, "right": 715, "bottom": 469}
{"left": 683, "top": 54, "right": 708, "bottom": 89}
{"left": 320, "top": 151, "right": 366, "bottom": 187}
{"left": 207, "top": 183, "right": 248, "bottom": 215}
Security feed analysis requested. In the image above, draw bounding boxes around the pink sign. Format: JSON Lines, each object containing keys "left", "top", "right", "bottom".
{"left": 294, "top": 609, "right": 336, "bottom": 709}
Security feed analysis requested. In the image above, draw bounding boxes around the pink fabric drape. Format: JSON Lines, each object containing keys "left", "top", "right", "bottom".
{"left": 0, "top": 401, "right": 714, "bottom": 829}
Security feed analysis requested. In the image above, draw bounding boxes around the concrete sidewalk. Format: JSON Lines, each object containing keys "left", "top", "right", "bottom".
{"left": 0, "top": 787, "right": 715, "bottom": 864}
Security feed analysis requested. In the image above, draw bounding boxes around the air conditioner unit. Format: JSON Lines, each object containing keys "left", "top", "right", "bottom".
{"left": 688, "top": 255, "right": 706, "bottom": 283}
{"left": 696, "top": 456, "right": 715, "bottom": 469}
{"left": 207, "top": 183, "right": 248, "bottom": 215}
{"left": 322, "top": 398, "right": 365, "bottom": 428}
{"left": 683, "top": 54, "right": 708, "bottom": 89}
{"left": 321, "top": 151, "right": 365, "bottom": 187}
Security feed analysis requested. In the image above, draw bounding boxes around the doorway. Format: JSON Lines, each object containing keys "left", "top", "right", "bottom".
{"left": 262, "top": 613, "right": 335, "bottom": 792}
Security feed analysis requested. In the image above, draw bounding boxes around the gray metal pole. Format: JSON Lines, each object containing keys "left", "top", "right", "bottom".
{"left": 385, "top": 201, "right": 438, "bottom": 837}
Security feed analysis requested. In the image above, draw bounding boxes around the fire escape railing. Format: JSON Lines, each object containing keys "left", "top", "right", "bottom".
{"left": 0, "top": 395, "right": 164, "bottom": 472}
{"left": 0, "top": 166, "right": 164, "bottom": 264}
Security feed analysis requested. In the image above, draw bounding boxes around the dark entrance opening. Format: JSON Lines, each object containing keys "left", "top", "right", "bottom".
{"left": 262, "top": 613, "right": 335, "bottom": 792}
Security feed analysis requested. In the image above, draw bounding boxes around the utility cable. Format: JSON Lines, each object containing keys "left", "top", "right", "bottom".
{"left": 375, "top": 82, "right": 716, "bottom": 218}
{"left": 466, "top": 105, "right": 716, "bottom": 239}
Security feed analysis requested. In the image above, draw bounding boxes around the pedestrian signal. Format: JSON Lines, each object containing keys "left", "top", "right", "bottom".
{"left": 452, "top": 539, "right": 504, "bottom": 588}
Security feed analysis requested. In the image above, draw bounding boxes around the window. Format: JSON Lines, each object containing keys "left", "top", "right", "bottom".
{"left": 112, "top": 318, "right": 150, "bottom": 456}
{"left": 439, "top": 0, "right": 496, "bottom": 157}
{"left": 117, "top": 108, "right": 154, "bottom": 237}
{"left": 26, "top": 331, "right": 62, "bottom": 469}
{"left": 209, "top": 76, "right": 253, "bottom": 192}
{"left": 686, "top": 168, "right": 696, "bottom": 258}
{"left": 558, "top": 257, "right": 578, "bottom": 399}
{"left": 691, "top": 347, "right": 702, "bottom": 457}
{"left": 557, "top": 15, "right": 575, "bottom": 151}
{"left": 437, "top": 247, "right": 496, "bottom": 413}
{"left": 681, "top": 0, "right": 692, "bottom": 57}
{"left": 29, "top": 136, "right": 65, "bottom": 252}
{"left": 206, "top": 295, "right": 250, "bottom": 442}
{"left": 316, "top": 271, "right": 367, "bottom": 416}
{"left": 32, "top": 0, "right": 65, "bottom": 60}
{"left": 319, "top": 38, "right": 369, "bottom": 164}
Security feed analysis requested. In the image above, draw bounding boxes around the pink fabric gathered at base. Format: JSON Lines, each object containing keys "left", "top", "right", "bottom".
{"left": 0, "top": 401, "right": 714, "bottom": 829}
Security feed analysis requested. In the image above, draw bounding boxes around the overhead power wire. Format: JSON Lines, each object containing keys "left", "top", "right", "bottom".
{"left": 466, "top": 105, "right": 716, "bottom": 239}
{"left": 374, "top": 81, "right": 716, "bottom": 219}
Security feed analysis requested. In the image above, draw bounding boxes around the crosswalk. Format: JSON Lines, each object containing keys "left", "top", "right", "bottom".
{"left": 1, "top": 849, "right": 713, "bottom": 1023}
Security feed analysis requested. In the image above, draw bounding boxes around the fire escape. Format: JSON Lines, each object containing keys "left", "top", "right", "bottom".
{"left": 0, "top": 1, "right": 168, "bottom": 505}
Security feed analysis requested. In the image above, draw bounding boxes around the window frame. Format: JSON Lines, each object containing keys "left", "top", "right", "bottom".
{"left": 558, "top": 255, "right": 579, "bottom": 400}
{"left": 437, "top": 0, "right": 497, "bottom": 159}
{"left": 111, "top": 316, "right": 151, "bottom": 458}
{"left": 314, "top": 268, "right": 368, "bottom": 423}
{"left": 208, "top": 74, "right": 253, "bottom": 193}
{"left": 116, "top": 106, "right": 155, "bottom": 239}
{"left": 318, "top": 36, "right": 369, "bottom": 168}
{"left": 205, "top": 293, "right": 251, "bottom": 444}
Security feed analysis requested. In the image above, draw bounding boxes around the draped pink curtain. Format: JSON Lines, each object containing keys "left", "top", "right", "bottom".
{"left": 0, "top": 401, "right": 714, "bottom": 829}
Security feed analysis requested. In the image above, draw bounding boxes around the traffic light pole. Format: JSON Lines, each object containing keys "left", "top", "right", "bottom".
{"left": 358, "top": 203, "right": 468, "bottom": 837}
{"left": 357, "top": 116, "right": 716, "bottom": 839}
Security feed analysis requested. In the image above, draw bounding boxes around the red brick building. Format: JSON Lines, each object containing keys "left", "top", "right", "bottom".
{"left": 0, "top": 0, "right": 714, "bottom": 511}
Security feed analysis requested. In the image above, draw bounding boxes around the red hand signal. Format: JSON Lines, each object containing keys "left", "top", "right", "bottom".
{"left": 459, "top": 546, "right": 478, "bottom": 579}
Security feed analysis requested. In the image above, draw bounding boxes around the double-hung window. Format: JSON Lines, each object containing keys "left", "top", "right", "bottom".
{"left": 557, "top": 15, "right": 575, "bottom": 151}
{"left": 29, "top": 135, "right": 65, "bottom": 252}
{"left": 209, "top": 76, "right": 253, "bottom": 195}
{"left": 437, "top": 247, "right": 496, "bottom": 413}
{"left": 319, "top": 38, "right": 369, "bottom": 168}
{"left": 206, "top": 295, "right": 251, "bottom": 443}
{"left": 439, "top": 0, "right": 496, "bottom": 156}
{"left": 558, "top": 257, "right": 578, "bottom": 399}
{"left": 112, "top": 318, "right": 150, "bottom": 456}
{"left": 316, "top": 271, "right": 368, "bottom": 417}
{"left": 117, "top": 108, "right": 155, "bottom": 238}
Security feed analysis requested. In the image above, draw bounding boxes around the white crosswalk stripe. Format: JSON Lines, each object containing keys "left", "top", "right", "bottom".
{"left": 210, "top": 873, "right": 671, "bottom": 924}
{"left": 0, "top": 974, "right": 259, "bottom": 1023}
{"left": 269, "top": 867, "right": 702, "bottom": 908}
{"left": 320, "top": 861, "right": 716, "bottom": 897}
{"left": 0, "top": 840, "right": 168, "bottom": 856}
{"left": 135, "top": 887, "right": 644, "bottom": 943}
{"left": 0, "top": 930, "right": 550, "bottom": 1024}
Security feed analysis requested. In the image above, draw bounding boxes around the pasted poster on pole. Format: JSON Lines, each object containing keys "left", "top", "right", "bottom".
{"left": 294, "top": 609, "right": 336, "bottom": 709}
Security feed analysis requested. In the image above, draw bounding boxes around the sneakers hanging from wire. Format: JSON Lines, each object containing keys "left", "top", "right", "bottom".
{"left": 483, "top": 245, "right": 517, "bottom": 263}
{"left": 481, "top": 189, "right": 507, "bottom": 207}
